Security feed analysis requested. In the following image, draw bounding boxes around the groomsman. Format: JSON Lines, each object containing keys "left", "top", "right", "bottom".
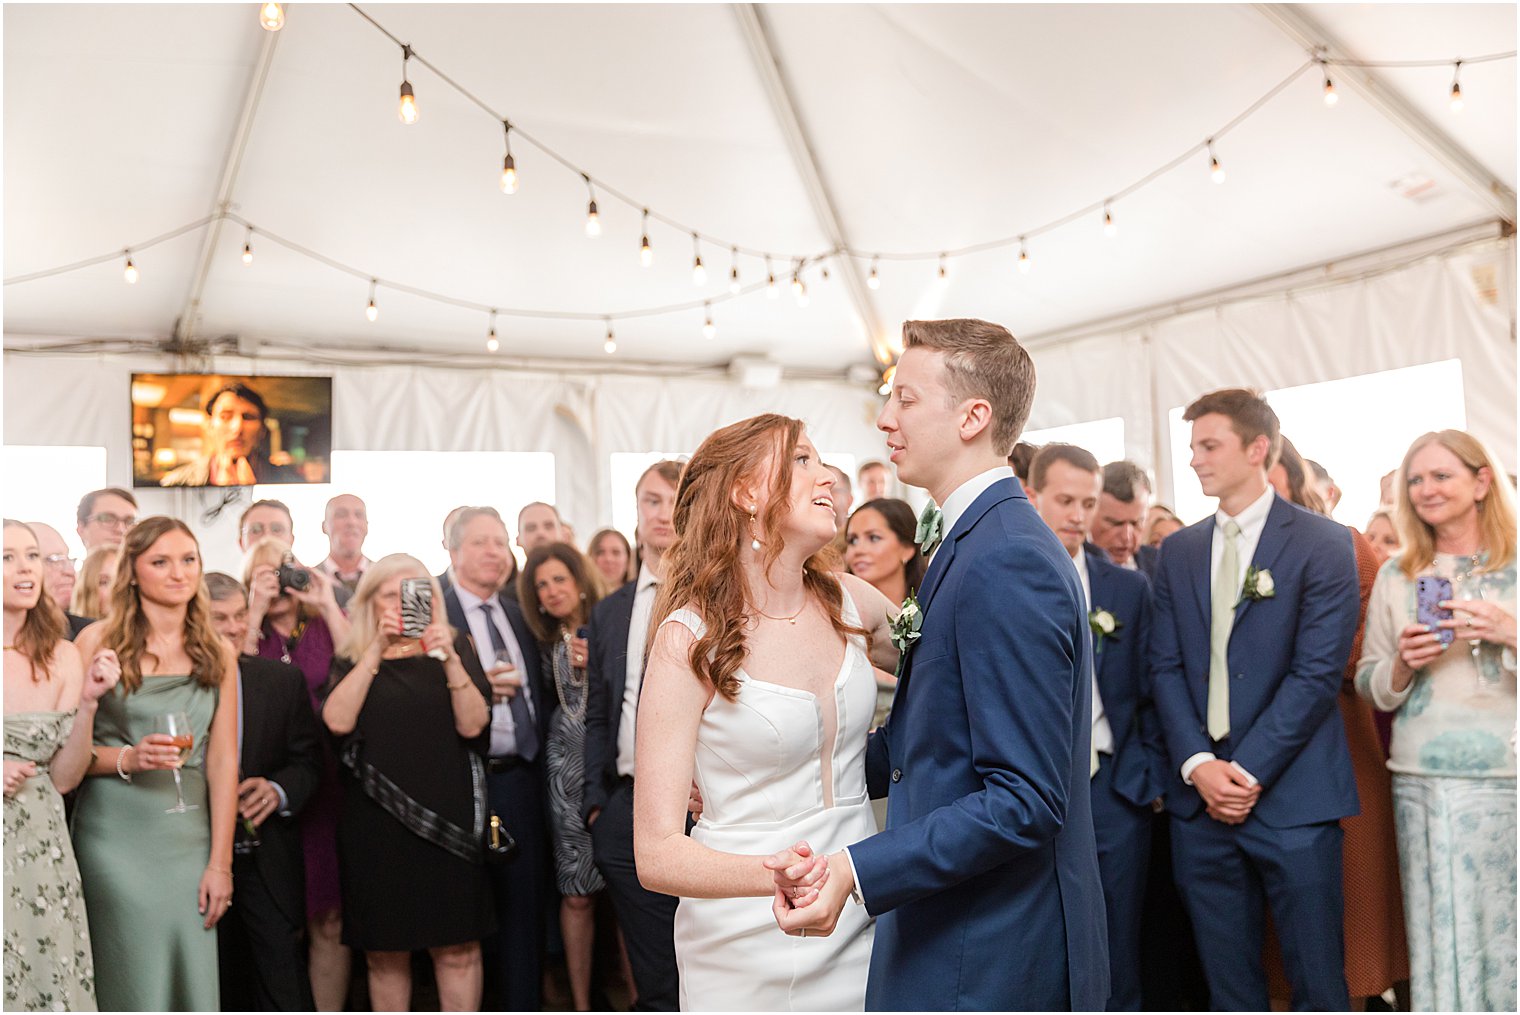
{"left": 583, "top": 460, "right": 683, "bottom": 1011}
{"left": 1151, "top": 388, "right": 1359, "bottom": 1010}
{"left": 1093, "top": 461, "right": 1158, "bottom": 577}
{"left": 1028, "top": 444, "right": 1166, "bottom": 1011}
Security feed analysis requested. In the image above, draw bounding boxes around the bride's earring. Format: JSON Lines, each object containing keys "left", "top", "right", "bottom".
{"left": 748, "top": 504, "right": 762, "bottom": 552}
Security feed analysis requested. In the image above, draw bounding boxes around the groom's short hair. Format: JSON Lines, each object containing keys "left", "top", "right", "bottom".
{"left": 902, "top": 319, "right": 1035, "bottom": 456}
{"left": 1183, "top": 387, "right": 1282, "bottom": 469}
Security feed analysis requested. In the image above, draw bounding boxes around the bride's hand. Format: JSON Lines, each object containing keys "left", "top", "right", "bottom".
{"left": 764, "top": 840, "right": 829, "bottom": 907}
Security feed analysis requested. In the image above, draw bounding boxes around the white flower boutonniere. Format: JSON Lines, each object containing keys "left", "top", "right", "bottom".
{"left": 1237, "top": 566, "right": 1276, "bottom": 605}
{"left": 890, "top": 591, "right": 924, "bottom": 678}
{"left": 1088, "top": 608, "right": 1123, "bottom": 651}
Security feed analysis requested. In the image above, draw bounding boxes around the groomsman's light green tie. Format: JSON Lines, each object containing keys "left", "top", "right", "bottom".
{"left": 1207, "top": 519, "right": 1242, "bottom": 742}
{"left": 916, "top": 500, "right": 944, "bottom": 558}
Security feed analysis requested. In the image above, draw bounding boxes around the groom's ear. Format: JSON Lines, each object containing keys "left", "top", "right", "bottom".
{"left": 958, "top": 397, "right": 995, "bottom": 444}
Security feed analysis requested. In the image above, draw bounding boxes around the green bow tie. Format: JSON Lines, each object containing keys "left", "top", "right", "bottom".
{"left": 916, "top": 500, "right": 944, "bottom": 557}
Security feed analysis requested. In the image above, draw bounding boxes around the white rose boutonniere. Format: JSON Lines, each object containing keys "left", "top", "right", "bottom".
{"left": 890, "top": 591, "right": 925, "bottom": 678}
{"left": 1238, "top": 566, "right": 1276, "bottom": 605}
{"left": 1088, "top": 608, "right": 1123, "bottom": 651}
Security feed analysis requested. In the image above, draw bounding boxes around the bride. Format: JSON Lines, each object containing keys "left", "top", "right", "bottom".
{"left": 633, "top": 414, "right": 898, "bottom": 1011}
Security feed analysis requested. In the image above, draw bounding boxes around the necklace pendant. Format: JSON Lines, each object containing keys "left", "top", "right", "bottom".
{"left": 788, "top": 617, "right": 797, "bottom": 625}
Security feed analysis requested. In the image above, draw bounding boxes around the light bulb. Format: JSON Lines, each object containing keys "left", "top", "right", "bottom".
{"left": 792, "top": 275, "right": 805, "bottom": 297}
{"left": 877, "top": 364, "right": 896, "bottom": 396}
{"left": 486, "top": 332, "right": 499, "bottom": 353}
{"left": 500, "top": 155, "right": 518, "bottom": 194}
{"left": 1103, "top": 207, "right": 1117, "bottom": 238}
{"left": 585, "top": 200, "right": 600, "bottom": 238}
{"left": 1450, "top": 80, "right": 1463, "bottom": 112}
{"left": 1323, "top": 77, "right": 1338, "bottom": 106}
{"left": 867, "top": 258, "right": 880, "bottom": 290}
{"left": 1211, "top": 157, "right": 1226, "bottom": 183}
{"left": 1017, "top": 242, "right": 1031, "bottom": 274}
{"left": 242, "top": 243, "right": 253, "bottom": 265}
{"left": 259, "top": 2, "right": 284, "bottom": 31}
{"left": 692, "top": 257, "right": 706, "bottom": 286}
{"left": 398, "top": 80, "right": 418, "bottom": 125}
{"left": 604, "top": 331, "right": 617, "bottom": 354}
{"left": 640, "top": 237, "right": 653, "bottom": 268}
{"left": 702, "top": 307, "right": 716, "bottom": 340}
{"left": 766, "top": 274, "right": 778, "bottom": 299}
{"left": 123, "top": 255, "right": 138, "bottom": 285}
{"left": 365, "top": 300, "right": 378, "bottom": 322}
{"left": 729, "top": 266, "right": 741, "bottom": 293}
{"left": 937, "top": 255, "right": 948, "bottom": 283}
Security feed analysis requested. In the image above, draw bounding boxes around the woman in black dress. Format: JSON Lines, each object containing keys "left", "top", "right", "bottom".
{"left": 519, "top": 543, "right": 605, "bottom": 1012}
{"left": 321, "top": 554, "right": 495, "bottom": 1011}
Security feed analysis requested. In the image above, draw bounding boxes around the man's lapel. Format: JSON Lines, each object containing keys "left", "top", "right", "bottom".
{"left": 1233, "top": 496, "right": 1294, "bottom": 628}
{"left": 1188, "top": 521, "right": 1214, "bottom": 629}
{"left": 917, "top": 478, "right": 1017, "bottom": 615}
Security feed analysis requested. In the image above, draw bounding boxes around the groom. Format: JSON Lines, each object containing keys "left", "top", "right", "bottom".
{"left": 774, "top": 319, "right": 1110, "bottom": 1010}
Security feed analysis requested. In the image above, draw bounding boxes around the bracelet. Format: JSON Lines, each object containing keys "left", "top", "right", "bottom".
{"left": 206, "top": 865, "right": 233, "bottom": 877}
{"left": 446, "top": 679, "right": 471, "bottom": 691}
{"left": 115, "top": 746, "right": 133, "bottom": 782}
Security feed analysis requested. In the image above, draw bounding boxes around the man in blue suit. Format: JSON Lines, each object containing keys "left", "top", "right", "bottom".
{"left": 1151, "top": 388, "right": 1359, "bottom": 1010}
{"left": 1093, "top": 460, "right": 1159, "bottom": 579}
{"left": 774, "top": 319, "right": 1109, "bottom": 1011}
{"left": 1028, "top": 443, "right": 1166, "bottom": 1011}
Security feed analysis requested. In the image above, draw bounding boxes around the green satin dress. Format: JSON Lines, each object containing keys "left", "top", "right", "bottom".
{"left": 71, "top": 676, "right": 220, "bottom": 1012}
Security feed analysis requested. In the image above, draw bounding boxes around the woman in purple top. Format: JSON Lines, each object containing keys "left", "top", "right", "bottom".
{"left": 241, "top": 538, "right": 351, "bottom": 1011}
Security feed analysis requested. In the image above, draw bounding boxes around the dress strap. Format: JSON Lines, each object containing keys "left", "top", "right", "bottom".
{"left": 661, "top": 608, "right": 708, "bottom": 640}
{"left": 838, "top": 583, "right": 863, "bottom": 629}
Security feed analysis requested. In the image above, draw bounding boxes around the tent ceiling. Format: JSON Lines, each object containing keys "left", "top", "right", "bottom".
{"left": 4, "top": 3, "right": 1514, "bottom": 372}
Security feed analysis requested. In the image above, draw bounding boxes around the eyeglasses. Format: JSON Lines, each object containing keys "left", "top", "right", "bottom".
{"left": 242, "top": 522, "right": 291, "bottom": 539}
{"left": 44, "top": 554, "right": 77, "bottom": 571}
{"left": 87, "top": 512, "right": 136, "bottom": 528}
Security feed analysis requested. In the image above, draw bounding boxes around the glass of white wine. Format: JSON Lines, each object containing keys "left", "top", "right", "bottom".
{"left": 156, "top": 711, "right": 198, "bottom": 814}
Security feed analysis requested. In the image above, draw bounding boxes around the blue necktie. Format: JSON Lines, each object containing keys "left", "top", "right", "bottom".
{"left": 480, "top": 601, "right": 538, "bottom": 761}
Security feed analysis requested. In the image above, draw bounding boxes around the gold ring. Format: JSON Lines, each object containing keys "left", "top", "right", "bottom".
{"left": 799, "top": 928, "right": 807, "bottom": 938}
{"left": 1467, "top": 618, "right": 1475, "bottom": 627}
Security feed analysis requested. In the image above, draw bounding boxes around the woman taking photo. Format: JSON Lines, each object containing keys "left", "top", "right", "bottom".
{"left": 322, "top": 555, "right": 495, "bottom": 1011}
{"left": 1357, "top": 430, "right": 1517, "bottom": 1012}
{"left": 843, "top": 498, "right": 924, "bottom": 609}
{"left": 520, "top": 543, "right": 605, "bottom": 1012}
{"left": 587, "top": 528, "right": 634, "bottom": 590}
{"left": 72, "top": 517, "right": 238, "bottom": 1011}
{"left": 70, "top": 545, "right": 119, "bottom": 621}
{"left": 4, "top": 520, "right": 121, "bottom": 1011}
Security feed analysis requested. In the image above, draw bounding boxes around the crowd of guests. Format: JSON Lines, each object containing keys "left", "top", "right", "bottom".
{"left": 3, "top": 396, "right": 1516, "bottom": 1012}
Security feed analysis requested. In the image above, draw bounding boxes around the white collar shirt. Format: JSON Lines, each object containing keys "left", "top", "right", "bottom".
{"left": 454, "top": 583, "right": 533, "bottom": 757}
{"left": 616, "top": 563, "right": 662, "bottom": 777}
{"left": 938, "top": 466, "right": 1016, "bottom": 543}
{"left": 1074, "top": 547, "right": 1113, "bottom": 757}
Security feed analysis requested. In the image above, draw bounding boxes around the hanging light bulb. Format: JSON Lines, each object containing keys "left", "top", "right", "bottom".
{"left": 485, "top": 311, "right": 499, "bottom": 352}
{"left": 702, "top": 303, "right": 716, "bottom": 340}
{"left": 258, "top": 2, "right": 284, "bottom": 31}
{"left": 1103, "top": 203, "right": 1117, "bottom": 238}
{"left": 937, "top": 253, "right": 948, "bottom": 283}
{"left": 867, "top": 255, "right": 880, "bottom": 290}
{"left": 819, "top": 263, "right": 830, "bottom": 282}
{"left": 728, "top": 247, "right": 741, "bottom": 294}
{"left": 691, "top": 234, "right": 706, "bottom": 286}
{"left": 1017, "top": 238, "right": 1031, "bottom": 274}
{"left": 241, "top": 227, "right": 255, "bottom": 265}
{"left": 1322, "top": 72, "right": 1338, "bottom": 107}
{"left": 604, "top": 321, "right": 616, "bottom": 355}
{"left": 397, "top": 45, "right": 419, "bottom": 125}
{"left": 877, "top": 363, "right": 896, "bottom": 397}
{"left": 499, "top": 122, "right": 518, "bottom": 194}
{"left": 122, "top": 250, "right": 138, "bottom": 285}
{"left": 638, "top": 210, "right": 653, "bottom": 267}
{"left": 765, "top": 256, "right": 778, "bottom": 299}
{"left": 583, "top": 176, "right": 600, "bottom": 238}
{"left": 1207, "top": 139, "right": 1226, "bottom": 184}
{"left": 793, "top": 271, "right": 809, "bottom": 308}
{"left": 1450, "top": 61, "right": 1464, "bottom": 112}
{"left": 365, "top": 279, "right": 378, "bottom": 322}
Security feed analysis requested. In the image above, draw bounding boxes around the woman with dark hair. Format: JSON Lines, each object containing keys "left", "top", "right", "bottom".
{"left": 520, "top": 542, "right": 606, "bottom": 1012}
{"left": 72, "top": 517, "right": 239, "bottom": 1011}
{"left": 4, "top": 520, "right": 120, "bottom": 1011}
{"left": 632, "top": 414, "right": 898, "bottom": 1010}
{"left": 587, "top": 528, "right": 634, "bottom": 591}
{"left": 843, "top": 498, "right": 924, "bottom": 607}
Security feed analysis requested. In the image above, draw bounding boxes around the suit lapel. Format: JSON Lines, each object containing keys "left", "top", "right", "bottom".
{"left": 1086, "top": 554, "right": 1110, "bottom": 683}
{"left": 1233, "top": 496, "right": 1294, "bottom": 628}
{"left": 1185, "top": 520, "right": 1214, "bottom": 628}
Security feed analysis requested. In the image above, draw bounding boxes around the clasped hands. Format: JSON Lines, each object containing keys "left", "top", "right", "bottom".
{"left": 1192, "top": 759, "right": 1260, "bottom": 825}
{"left": 766, "top": 840, "right": 855, "bottom": 938}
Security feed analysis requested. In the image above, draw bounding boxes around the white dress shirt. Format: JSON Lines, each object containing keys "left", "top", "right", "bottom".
{"left": 1179, "top": 483, "right": 1277, "bottom": 786}
{"left": 1075, "top": 547, "right": 1114, "bottom": 759}
{"left": 454, "top": 583, "right": 534, "bottom": 758}
{"left": 616, "top": 563, "right": 661, "bottom": 778}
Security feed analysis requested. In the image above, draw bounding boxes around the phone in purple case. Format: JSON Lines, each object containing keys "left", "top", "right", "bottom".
{"left": 1415, "top": 575, "right": 1454, "bottom": 647}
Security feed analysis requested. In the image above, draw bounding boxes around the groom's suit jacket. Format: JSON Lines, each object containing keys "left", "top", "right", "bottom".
{"left": 854, "top": 477, "right": 1110, "bottom": 1011}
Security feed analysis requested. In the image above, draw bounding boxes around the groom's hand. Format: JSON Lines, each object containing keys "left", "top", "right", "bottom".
{"left": 764, "top": 841, "right": 829, "bottom": 907}
{"left": 773, "top": 850, "right": 854, "bottom": 937}
{"left": 1192, "top": 760, "right": 1260, "bottom": 825}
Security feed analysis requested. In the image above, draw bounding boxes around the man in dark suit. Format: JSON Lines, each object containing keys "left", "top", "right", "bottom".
{"left": 1028, "top": 443, "right": 1166, "bottom": 1010}
{"left": 1151, "top": 388, "right": 1360, "bottom": 1010}
{"left": 583, "top": 460, "right": 683, "bottom": 1010}
{"left": 204, "top": 573, "right": 323, "bottom": 1011}
{"left": 435, "top": 505, "right": 467, "bottom": 596}
{"left": 440, "top": 506, "right": 548, "bottom": 1013}
{"left": 1093, "top": 461, "right": 1159, "bottom": 578}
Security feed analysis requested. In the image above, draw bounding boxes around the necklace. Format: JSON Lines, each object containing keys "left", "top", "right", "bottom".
{"left": 552, "top": 632, "right": 588, "bottom": 722}
{"left": 752, "top": 598, "right": 808, "bottom": 625}
{"left": 1433, "top": 550, "right": 1485, "bottom": 584}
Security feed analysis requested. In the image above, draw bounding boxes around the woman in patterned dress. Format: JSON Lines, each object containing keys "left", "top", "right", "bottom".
{"left": 3, "top": 519, "right": 120, "bottom": 1011}
{"left": 520, "top": 542, "right": 606, "bottom": 1012}
{"left": 1358, "top": 430, "right": 1517, "bottom": 1012}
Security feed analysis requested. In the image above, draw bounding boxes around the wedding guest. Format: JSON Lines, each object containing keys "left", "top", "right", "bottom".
{"left": 317, "top": 495, "right": 371, "bottom": 596}
{"left": 204, "top": 573, "right": 322, "bottom": 1012}
{"left": 70, "top": 545, "right": 119, "bottom": 621}
{"left": 520, "top": 543, "right": 606, "bottom": 1013}
{"left": 27, "top": 523, "right": 77, "bottom": 616}
{"left": 437, "top": 506, "right": 467, "bottom": 595}
{"left": 1357, "top": 430, "right": 1517, "bottom": 1012}
{"left": 3, "top": 520, "right": 120, "bottom": 1012}
{"left": 238, "top": 499, "right": 294, "bottom": 554}
{"left": 1363, "top": 508, "right": 1400, "bottom": 567}
{"left": 856, "top": 460, "right": 891, "bottom": 502}
{"left": 1007, "top": 441, "right": 1040, "bottom": 485}
{"left": 160, "top": 382, "right": 299, "bottom": 487}
{"left": 73, "top": 517, "right": 239, "bottom": 1011}
{"left": 519, "top": 502, "right": 568, "bottom": 552}
{"left": 441, "top": 508, "right": 547, "bottom": 1012}
{"left": 1269, "top": 436, "right": 1409, "bottom": 1007}
{"left": 583, "top": 460, "right": 683, "bottom": 1010}
{"left": 588, "top": 528, "right": 634, "bottom": 590}
{"left": 1144, "top": 505, "right": 1183, "bottom": 548}
{"left": 1307, "top": 459, "right": 1342, "bottom": 514}
{"left": 844, "top": 498, "right": 923, "bottom": 607}
{"left": 323, "top": 556, "right": 495, "bottom": 1011}
{"left": 239, "top": 538, "right": 350, "bottom": 1009}
{"left": 75, "top": 488, "right": 137, "bottom": 552}
{"left": 824, "top": 464, "right": 854, "bottom": 564}
{"left": 1152, "top": 389, "right": 1360, "bottom": 1010}
{"left": 1027, "top": 447, "right": 1165, "bottom": 1010}
{"left": 1093, "top": 461, "right": 1156, "bottom": 576}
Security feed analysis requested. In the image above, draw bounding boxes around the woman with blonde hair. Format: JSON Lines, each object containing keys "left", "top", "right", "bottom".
{"left": 71, "top": 517, "right": 238, "bottom": 1011}
{"left": 1357, "top": 429, "right": 1517, "bottom": 1012}
{"left": 633, "top": 414, "right": 898, "bottom": 1010}
{"left": 1363, "top": 507, "right": 1400, "bottom": 568}
{"left": 321, "top": 554, "right": 495, "bottom": 1011}
{"left": 70, "top": 545, "right": 119, "bottom": 621}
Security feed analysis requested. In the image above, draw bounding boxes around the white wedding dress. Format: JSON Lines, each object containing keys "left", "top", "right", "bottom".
{"left": 664, "top": 592, "right": 878, "bottom": 1011}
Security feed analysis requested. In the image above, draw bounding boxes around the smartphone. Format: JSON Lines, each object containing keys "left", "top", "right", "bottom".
{"left": 1415, "top": 575, "right": 1454, "bottom": 647}
{"left": 400, "top": 578, "right": 448, "bottom": 660}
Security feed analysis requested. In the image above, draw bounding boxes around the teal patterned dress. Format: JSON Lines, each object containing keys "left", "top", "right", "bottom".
{"left": 1357, "top": 554, "right": 1517, "bottom": 1012}
{"left": 4, "top": 711, "right": 96, "bottom": 1011}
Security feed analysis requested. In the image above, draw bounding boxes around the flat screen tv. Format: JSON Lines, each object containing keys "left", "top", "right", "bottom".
{"left": 131, "top": 373, "right": 332, "bottom": 488}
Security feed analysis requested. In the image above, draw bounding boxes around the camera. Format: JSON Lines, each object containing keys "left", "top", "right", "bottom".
{"left": 277, "top": 554, "right": 311, "bottom": 593}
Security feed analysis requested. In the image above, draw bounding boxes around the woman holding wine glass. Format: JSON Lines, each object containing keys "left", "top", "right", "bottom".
{"left": 1356, "top": 430, "right": 1517, "bottom": 1012}
{"left": 71, "top": 517, "right": 238, "bottom": 1011}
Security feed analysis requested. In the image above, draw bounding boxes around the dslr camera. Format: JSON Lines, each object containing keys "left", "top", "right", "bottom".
{"left": 277, "top": 553, "right": 311, "bottom": 593}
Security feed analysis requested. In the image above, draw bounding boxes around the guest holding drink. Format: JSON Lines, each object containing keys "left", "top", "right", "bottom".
{"left": 1357, "top": 430, "right": 1517, "bottom": 1012}
{"left": 588, "top": 528, "right": 634, "bottom": 591}
{"left": 70, "top": 545, "right": 119, "bottom": 621}
{"left": 520, "top": 543, "right": 605, "bottom": 1012}
{"left": 322, "top": 555, "right": 495, "bottom": 1011}
{"left": 4, "top": 520, "right": 121, "bottom": 1012}
{"left": 72, "top": 517, "right": 239, "bottom": 1011}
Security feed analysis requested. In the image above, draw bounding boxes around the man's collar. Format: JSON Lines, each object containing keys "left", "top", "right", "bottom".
{"left": 939, "top": 466, "right": 1014, "bottom": 537}
{"left": 1216, "top": 484, "right": 1275, "bottom": 531}
{"left": 636, "top": 562, "right": 661, "bottom": 593}
{"left": 453, "top": 583, "right": 492, "bottom": 610}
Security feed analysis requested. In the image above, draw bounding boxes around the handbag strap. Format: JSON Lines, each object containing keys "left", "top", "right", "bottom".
{"left": 339, "top": 738, "right": 486, "bottom": 864}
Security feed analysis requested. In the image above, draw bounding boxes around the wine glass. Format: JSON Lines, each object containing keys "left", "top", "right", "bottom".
{"left": 156, "top": 711, "right": 199, "bottom": 814}
{"left": 235, "top": 767, "right": 262, "bottom": 854}
{"left": 491, "top": 652, "right": 517, "bottom": 706}
{"left": 1460, "top": 580, "right": 1498, "bottom": 697}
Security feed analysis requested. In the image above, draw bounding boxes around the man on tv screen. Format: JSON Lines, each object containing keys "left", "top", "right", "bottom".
{"left": 160, "top": 383, "right": 300, "bottom": 487}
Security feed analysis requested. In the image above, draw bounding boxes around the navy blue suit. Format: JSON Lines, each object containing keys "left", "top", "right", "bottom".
{"left": 1135, "top": 542, "right": 1159, "bottom": 579}
{"left": 1150, "top": 493, "right": 1360, "bottom": 1010}
{"left": 1085, "top": 546, "right": 1167, "bottom": 1010}
{"left": 853, "top": 477, "right": 1110, "bottom": 1011}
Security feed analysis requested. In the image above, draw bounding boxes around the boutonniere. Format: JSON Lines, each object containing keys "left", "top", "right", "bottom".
{"left": 890, "top": 591, "right": 924, "bottom": 678}
{"left": 1088, "top": 608, "right": 1123, "bottom": 650}
{"left": 1237, "top": 566, "right": 1275, "bottom": 606}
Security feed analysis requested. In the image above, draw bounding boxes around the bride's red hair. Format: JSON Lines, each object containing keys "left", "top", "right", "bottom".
{"left": 651, "top": 413, "right": 864, "bottom": 702}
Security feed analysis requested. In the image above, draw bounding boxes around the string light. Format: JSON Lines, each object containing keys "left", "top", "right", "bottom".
{"left": 397, "top": 45, "right": 418, "bottom": 125}
{"left": 485, "top": 311, "right": 499, "bottom": 352}
{"left": 1450, "top": 61, "right": 1464, "bottom": 112}
{"left": 819, "top": 263, "right": 830, "bottom": 282}
{"left": 765, "top": 256, "right": 778, "bottom": 299}
{"left": 1207, "top": 139, "right": 1226, "bottom": 184}
{"left": 499, "top": 122, "right": 518, "bottom": 194}
{"left": 1017, "top": 238, "right": 1031, "bottom": 274}
{"left": 877, "top": 364, "right": 896, "bottom": 396}
{"left": 365, "top": 278, "right": 378, "bottom": 321}
{"left": 792, "top": 267, "right": 808, "bottom": 308}
{"left": 603, "top": 320, "right": 616, "bottom": 354}
{"left": 122, "top": 250, "right": 138, "bottom": 285}
{"left": 702, "top": 302, "right": 716, "bottom": 340}
{"left": 639, "top": 210, "right": 653, "bottom": 268}
{"left": 690, "top": 233, "right": 706, "bottom": 286}
{"left": 937, "top": 253, "right": 948, "bottom": 283}
{"left": 728, "top": 247, "right": 741, "bottom": 294}
{"left": 583, "top": 176, "right": 600, "bottom": 238}
{"left": 1321, "top": 61, "right": 1338, "bottom": 106}
{"left": 258, "top": 2, "right": 284, "bottom": 31}
{"left": 241, "top": 227, "right": 255, "bottom": 265}
{"left": 867, "top": 256, "right": 880, "bottom": 290}
{"left": 1103, "top": 203, "right": 1117, "bottom": 238}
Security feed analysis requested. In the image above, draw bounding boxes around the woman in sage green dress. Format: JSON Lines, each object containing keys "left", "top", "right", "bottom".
{"left": 71, "top": 518, "right": 239, "bottom": 1011}
{"left": 3, "top": 520, "right": 120, "bottom": 1011}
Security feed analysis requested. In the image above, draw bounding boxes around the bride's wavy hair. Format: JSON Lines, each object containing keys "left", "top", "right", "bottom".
{"left": 652, "top": 413, "right": 864, "bottom": 702}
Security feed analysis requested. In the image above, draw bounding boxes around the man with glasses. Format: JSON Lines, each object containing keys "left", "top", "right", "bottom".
{"left": 75, "top": 488, "right": 138, "bottom": 551}
{"left": 237, "top": 500, "right": 295, "bottom": 553}
{"left": 28, "top": 521, "right": 91, "bottom": 639}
